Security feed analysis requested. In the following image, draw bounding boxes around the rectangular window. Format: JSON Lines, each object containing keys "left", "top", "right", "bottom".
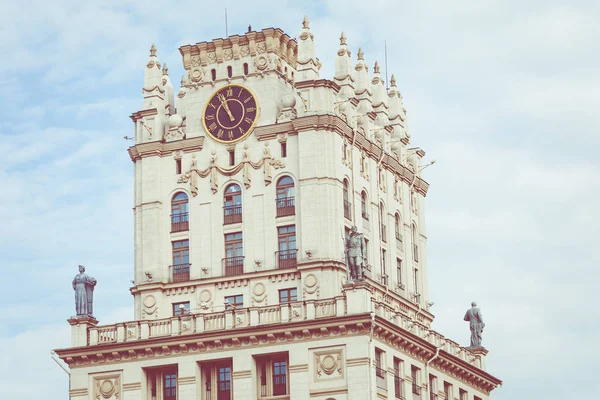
{"left": 228, "top": 150, "right": 235, "bottom": 166}
{"left": 381, "top": 249, "right": 387, "bottom": 285}
{"left": 413, "top": 268, "right": 420, "bottom": 301}
{"left": 224, "top": 233, "right": 243, "bottom": 276}
{"left": 175, "top": 159, "right": 182, "bottom": 174}
{"left": 474, "top": 396, "right": 482, "bottom": 400}
{"left": 279, "top": 288, "right": 297, "bottom": 303}
{"left": 411, "top": 366, "right": 421, "bottom": 396}
{"left": 444, "top": 381, "right": 452, "bottom": 400}
{"left": 396, "top": 258, "right": 403, "bottom": 289}
{"left": 172, "top": 302, "right": 190, "bottom": 316}
{"left": 257, "top": 354, "right": 289, "bottom": 398}
{"left": 429, "top": 374, "right": 438, "bottom": 400}
{"left": 459, "top": 388, "right": 468, "bottom": 400}
{"left": 277, "top": 225, "right": 297, "bottom": 269}
{"left": 224, "top": 294, "right": 243, "bottom": 309}
{"left": 201, "top": 360, "right": 232, "bottom": 400}
{"left": 375, "top": 349, "right": 386, "bottom": 390}
{"left": 146, "top": 366, "right": 178, "bottom": 400}
{"left": 280, "top": 142, "right": 287, "bottom": 158}
{"left": 393, "top": 358, "right": 404, "bottom": 399}
{"left": 171, "top": 240, "right": 190, "bottom": 283}
{"left": 272, "top": 360, "right": 287, "bottom": 395}
{"left": 164, "top": 372, "right": 177, "bottom": 400}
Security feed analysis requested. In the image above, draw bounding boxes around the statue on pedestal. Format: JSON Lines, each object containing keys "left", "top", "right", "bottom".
{"left": 345, "top": 226, "right": 367, "bottom": 281}
{"left": 464, "top": 301, "right": 485, "bottom": 348}
{"left": 72, "top": 265, "right": 97, "bottom": 317}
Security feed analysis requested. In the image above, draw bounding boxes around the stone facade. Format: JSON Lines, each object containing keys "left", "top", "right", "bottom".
{"left": 56, "top": 17, "right": 501, "bottom": 400}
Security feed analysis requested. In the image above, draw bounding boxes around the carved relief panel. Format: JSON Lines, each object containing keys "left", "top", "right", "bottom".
{"left": 309, "top": 345, "right": 347, "bottom": 389}
{"left": 92, "top": 372, "right": 122, "bottom": 400}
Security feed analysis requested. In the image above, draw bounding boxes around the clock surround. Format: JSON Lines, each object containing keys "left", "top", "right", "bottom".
{"left": 202, "top": 84, "right": 260, "bottom": 144}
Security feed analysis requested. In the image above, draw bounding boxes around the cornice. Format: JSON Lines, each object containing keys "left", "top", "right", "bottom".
{"left": 295, "top": 79, "right": 341, "bottom": 92}
{"left": 130, "top": 108, "right": 158, "bottom": 122}
{"left": 127, "top": 137, "right": 204, "bottom": 162}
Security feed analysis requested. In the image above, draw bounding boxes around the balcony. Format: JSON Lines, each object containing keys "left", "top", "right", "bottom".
{"left": 170, "top": 263, "right": 190, "bottom": 283}
{"left": 223, "top": 256, "right": 244, "bottom": 276}
{"left": 224, "top": 205, "right": 242, "bottom": 225}
{"left": 394, "top": 376, "right": 405, "bottom": 399}
{"left": 276, "top": 197, "right": 295, "bottom": 217}
{"left": 171, "top": 212, "right": 189, "bottom": 233}
{"left": 344, "top": 200, "right": 352, "bottom": 220}
{"left": 376, "top": 366, "right": 386, "bottom": 390}
{"left": 276, "top": 249, "right": 297, "bottom": 269}
{"left": 381, "top": 224, "right": 387, "bottom": 243}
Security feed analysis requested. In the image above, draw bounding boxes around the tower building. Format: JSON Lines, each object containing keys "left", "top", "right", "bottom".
{"left": 56, "top": 18, "right": 502, "bottom": 400}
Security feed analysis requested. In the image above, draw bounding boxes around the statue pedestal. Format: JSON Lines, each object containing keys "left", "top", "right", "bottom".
{"left": 342, "top": 281, "right": 373, "bottom": 315}
{"left": 469, "top": 347, "right": 488, "bottom": 370}
{"left": 68, "top": 316, "right": 98, "bottom": 347}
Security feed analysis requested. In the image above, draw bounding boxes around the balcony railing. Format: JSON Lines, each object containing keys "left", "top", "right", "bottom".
{"left": 171, "top": 212, "right": 189, "bottom": 232}
{"left": 344, "top": 200, "right": 352, "bottom": 220}
{"left": 376, "top": 366, "right": 386, "bottom": 390}
{"left": 170, "top": 263, "right": 190, "bottom": 283}
{"left": 381, "top": 224, "right": 387, "bottom": 243}
{"left": 276, "top": 197, "right": 295, "bottom": 217}
{"left": 224, "top": 205, "right": 242, "bottom": 225}
{"left": 223, "top": 256, "right": 244, "bottom": 276}
{"left": 276, "top": 249, "right": 297, "bottom": 269}
{"left": 394, "top": 376, "right": 405, "bottom": 399}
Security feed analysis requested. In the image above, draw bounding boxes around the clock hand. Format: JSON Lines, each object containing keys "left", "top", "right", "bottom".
{"left": 218, "top": 94, "right": 235, "bottom": 121}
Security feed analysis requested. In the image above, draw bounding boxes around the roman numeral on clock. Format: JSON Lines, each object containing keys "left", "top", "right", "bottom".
{"left": 217, "top": 129, "right": 224, "bottom": 138}
{"left": 206, "top": 115, "right": 215, "bottom": 120}
{"left": 238, "top": 127, "right": 245, "bottom": 135}
{"left": 244, "top": 97, "right": 252, "bottom": 104}
{"left": 226, "top": 87, "right": 233, "bottom": 97}
{"left": 246, "top": 107, "right": 256, "bottom": 113}
{"left": 209, "top": 122, "right": 217, "bottom": 131}
{"left": 228, "top": 131, "right": 234, "bottom": 140}
{"left": 244, "top": 117, "right": 253, "bottom": 124}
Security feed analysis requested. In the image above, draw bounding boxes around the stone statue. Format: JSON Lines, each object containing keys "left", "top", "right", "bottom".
{"left": 464, "top": 301, "right": 485, "bottom": 348}
{"left": 345, "top": 226, "right": 367, "bottom": 281}
{"left": 72, "top": 265, "right": 97, "bottom": 317}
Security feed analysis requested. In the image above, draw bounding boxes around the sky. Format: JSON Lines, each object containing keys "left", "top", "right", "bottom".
{"left": 1, "top": 0, "right": 598, "bottom": 398}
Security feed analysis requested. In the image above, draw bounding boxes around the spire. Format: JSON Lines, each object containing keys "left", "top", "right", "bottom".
{"left": 303, "top": 15, "right": 309, "bottom": 28}
{"left": 340, "top": 32, "right": 347, "bottom": 45}
{"left": 150, "top": 43, "right": 157, "bottom": 57}
{"left": 357, "top": 47, "right": 364, "bottom": 60}
{"left": 390, "top": 74, "right": 397, "bottom": 87}
{"left": 374, "top": 61, "right": 380, "bottom": 74}
{"left": 334, "top": 31, "right": 354, "bottom": 86}
{"left": 297, "top": 15, "right": 319, "bottom": 80}
{"left": 162, "top": 63, "right": 169, "bottom": 75}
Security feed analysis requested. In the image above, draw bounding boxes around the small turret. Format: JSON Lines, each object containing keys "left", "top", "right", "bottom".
{"left": 162, "top": 63, "right": 175, "bottom": 115}
{"left": 334, "top": 32, "right": 354, "bottom": 98}
{"left": 296, "top": 16, "right": 321, "bottom": 81}
{"left": 387, "top": 74, "right": 410, "bottom": 142}
{"left": 354, "top": 48, "right": 371, "bottom": 97}
{"left": 143, "top": 44, "right": 165, "bottom": 110}
{"left": 371, "top": 61, "right": 387, "bottom": 109}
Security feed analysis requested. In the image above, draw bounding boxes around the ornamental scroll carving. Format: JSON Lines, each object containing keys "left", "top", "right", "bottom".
{"left": 178, "top": 144, "right": 285, "bottom": 196}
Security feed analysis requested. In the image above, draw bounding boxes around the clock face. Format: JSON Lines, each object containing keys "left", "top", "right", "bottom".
{"left": 202, "top": 84, "right": 260, "bottom": 143}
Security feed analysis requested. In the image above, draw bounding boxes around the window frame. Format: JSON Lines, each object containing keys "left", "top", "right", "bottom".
{"left": 278, "top": 288, "right": 298, "bottom": 303}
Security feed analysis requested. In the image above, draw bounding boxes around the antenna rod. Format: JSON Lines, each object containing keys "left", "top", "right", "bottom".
{"left": 384, "top": 40, "right": 389, "bottom": 91}
{"left": 225, "top": 8, "right": 228, "bottom": 36}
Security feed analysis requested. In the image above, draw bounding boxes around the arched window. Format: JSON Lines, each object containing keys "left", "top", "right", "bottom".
{"left": 243, "top": 63, "right": 249, "bottom": 75}
{"left": 379, "top": 202, "right": 387, "bottom": 243}
{"left": 171, "top": 192, "right": 189, "bottom": 232}
{"left": 224, "top": 184, "right": 242, "bottom": 224}
{"left": 211, "top": 68, "right": 217, "bottom": 81}
{"left": 227, "top": 65, "right": 233, "bottom": 78}
{"left": 276, "top": 176, "right": 295, "bottom": 217}
{"left": 343, "top": 179, "right": 351, "bottom": 220}
{"left": 412, "top": 223, "right": 419, "bottom": 262}
{"left": 395, "top": 213, "right": 402, "bottom": 245}
{"left": 361, "top": 191, "right": 369, "bottom": 220}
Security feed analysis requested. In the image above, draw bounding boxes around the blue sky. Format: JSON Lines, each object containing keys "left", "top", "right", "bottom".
{"left": 1, "top": 1, "right": 598, "bottom": 398}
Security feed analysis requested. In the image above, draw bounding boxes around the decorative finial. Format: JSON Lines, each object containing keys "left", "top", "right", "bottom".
{"left": 162, "top": 63, "right": 168, "bottom": 75}
{"left": 302, "top": 15, "right": 309, "bottom": 29}
{"left": 390, "top": 74, "right": 397, "bottom": 87}
{"left": 357, "top": 47, "right": 364, "bottom": 61}
{"left": 150, "top": 43, "right": 157, "bottom": 57}
{"left": 374, "top": 61, "right": 380, "bottom": 74}
{"left": 340, "top": 32, "right": 347, "bottom": 46}
{"left": 248, "top": 24, "right": 252, "bottom": 32}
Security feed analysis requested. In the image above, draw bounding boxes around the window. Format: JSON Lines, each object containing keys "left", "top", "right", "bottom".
{"left": 171, "top": 192, "right": 189, "bottom": 232}
{"left": 243, "top": 63, "right": 249, "bottom": 75}
{"left": 201, "top": 360, "right": 232, "bottom": 400}
{"left": 413, "top": 268, "right": 420, "bottom": 302}
{"left": 171, "top": 240, "right": 190, "bottom": 283}
{"left": 146, "top": 366, "right": 177, "bottom": 400}
{"left": 224, "top": 184, "right": 242, "bottom": 224}
{"left": 361, "top": 191, "right": 369, "bottom": 220}
{"left": 429, "top": 374, "right": 438, "bottom": 400}
{"left": 227, "top": 65, "right": 232, "bottom": 78}
{"left": 411, "top": 366, "right": 421, "bottom": 396}
{"left": 276, "top": 176, "right": 295, "bottom": 217}
{"left": 277, "top": 225, "right": 297, "bottom": 269}
{"left": 380, "top": 249, "right": 387, "bottom": 285}
{"left": 459, "top": 388, "right": 468, "bottom": 400}
{"left": 444, "top": 382, "right": 452, "bottom": 400}
{"left": 280, "top": 142, "right": 287, "bottom": 158}
{"left": 393, "top": 358, "right": 404, "bottom": 399}
{"left": 396, "top": 258, "right": 404, "bottom": 289}
{"left": 228, "top": 149, "right": 235, "bottom": 166}
{"left": 279, "top": 288, "right": 297, "bottom": 303}
{"left": 375, "top": 349, "right": 386, "bottom": 390}
{"left": 224, "top": 232, "right": 243, "bottom": 275}
{"left": 172, "top": 302, "right": 190, "bottom": 316}
{"left": 412, "top": 224, "right": 419, "bottom": 262}
{"left": 343, "top": 179, "right": 351, "bottom": 220}
{"left": 175, "top": 159, "right": 182, "bottom": 174}
{"left": 395, "top": 213, "right": 402, "bottom": 247}
{"left": 474, "top": 396, "right": 482, "bottom": 400}
{"left": 224, "top": 294, "right": 243, "bottom": 309}
{"left": 379, "top": 202, "right": 387, "bottom": 243}
{"left": 211, "top": 68, "right": 216, "bottom": 81}
{"left": 257, "top": 354, "right": 289, "bottom": 398}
